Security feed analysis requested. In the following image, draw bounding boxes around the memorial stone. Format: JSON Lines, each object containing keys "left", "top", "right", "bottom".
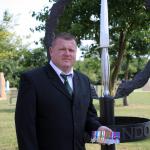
{"left": 0, "top": 72, "right": 6, "bottom": 98}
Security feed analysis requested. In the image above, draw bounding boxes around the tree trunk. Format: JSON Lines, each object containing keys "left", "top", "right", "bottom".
{"left": 123, "top": 57, "right": 130, "bottom": 106}
{"left": 110, "top": 30, "right": 126, "bottom": 95}
{"left": 123, "top": 96, "right": 128, "bottom": 106}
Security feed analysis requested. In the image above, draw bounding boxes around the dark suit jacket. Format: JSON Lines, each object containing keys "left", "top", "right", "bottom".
{"left": 15, "top": 64, "right": 101, "bottom": 150}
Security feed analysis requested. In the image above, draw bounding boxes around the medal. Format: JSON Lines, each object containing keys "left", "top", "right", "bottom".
{"left": 91, "top": 131, "right": 120, "bottom": 144}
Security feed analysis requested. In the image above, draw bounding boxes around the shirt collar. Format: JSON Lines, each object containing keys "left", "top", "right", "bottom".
{"left": 50, "top": 60, "right": 74, "bottom": 77}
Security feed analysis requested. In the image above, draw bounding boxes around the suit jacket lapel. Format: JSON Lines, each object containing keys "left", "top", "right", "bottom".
{"left": 44, "top": 64, "right": 72, "bottom": 99}
{"left": 73, "top": 72, "right": 81, "bottom": 103}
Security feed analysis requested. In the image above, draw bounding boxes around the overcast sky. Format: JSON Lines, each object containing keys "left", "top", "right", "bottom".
{"left": 0, "top": 0, "right": 52, "bottom": 48}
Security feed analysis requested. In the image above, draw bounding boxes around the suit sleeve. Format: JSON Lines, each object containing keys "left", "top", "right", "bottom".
{"left": 85, "top": 80, "right": 101, "bottom": 132}
{"left": 85, "top": 99, "right": 101, "bottom": 132}
{"left": 15, "top": 73, "right": 39, "bottom": 150}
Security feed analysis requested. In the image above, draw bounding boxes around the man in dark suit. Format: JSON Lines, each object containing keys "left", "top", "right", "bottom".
{"left": 15, "top": 32, "right": 112, "bottom": 150}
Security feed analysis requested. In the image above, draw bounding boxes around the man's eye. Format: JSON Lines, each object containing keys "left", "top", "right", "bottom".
{"left": 59, "top": 49, "right": 65, "bottom": 51}
{"left": 69, "top": 49, "right": 75, "bottom": 52}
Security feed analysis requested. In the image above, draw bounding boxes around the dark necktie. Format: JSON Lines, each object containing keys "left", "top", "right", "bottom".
{"left": 60, "top": 74, "right": 73, "bottom": 96}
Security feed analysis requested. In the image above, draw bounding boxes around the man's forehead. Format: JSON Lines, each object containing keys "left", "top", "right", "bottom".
{"left": 55, "top": 38, "right": 75, "bottom": 42}
{"left": 54, "top": 38, "right": 77, "bottom": 46}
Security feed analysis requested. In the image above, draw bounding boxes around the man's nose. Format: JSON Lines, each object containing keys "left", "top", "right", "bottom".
{"left": 64, "top": 49, "right": 70, "bottom": 54}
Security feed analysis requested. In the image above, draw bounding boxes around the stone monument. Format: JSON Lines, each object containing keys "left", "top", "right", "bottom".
{"left": 0, "top": 72, "right": 6, "bottom": 99}
{"left": 44, "top": 1, "right": 150, "bottom": 150}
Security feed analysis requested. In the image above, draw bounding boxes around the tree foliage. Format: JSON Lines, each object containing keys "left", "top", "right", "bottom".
{"left": 75, "top": 57, "right": 101, "bottom": 84}
{"left": 32, "top": 0, "right": 150, "bottom": 94}
{"left": 0, "top": 11, "right": 47, "bottom": 87}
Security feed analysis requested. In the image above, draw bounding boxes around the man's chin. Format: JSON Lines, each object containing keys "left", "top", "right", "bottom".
{"left": 61, "top": 65, "right": 72, "bottom": 71}
{"left": 63, "top": 62, "right": 72, "bottom": 67}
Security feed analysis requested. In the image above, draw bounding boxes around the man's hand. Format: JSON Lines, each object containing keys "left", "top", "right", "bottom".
{"left": 97, "top": 126, "right": 113, "bottom": 144}
{"left": 98, "top": 126, "right": 112, "bottom": 133}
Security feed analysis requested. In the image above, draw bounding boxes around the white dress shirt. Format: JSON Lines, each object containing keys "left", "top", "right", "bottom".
{"left": 50, "top": 61, "right": 74, "bottom": 90}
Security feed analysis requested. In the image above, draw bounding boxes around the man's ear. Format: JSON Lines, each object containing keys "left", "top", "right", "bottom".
{"left": 47, "top": 47, "right": 52, "bottom": 60}
{"left": 49, "top": 47, "right": 52, "bottom": 55}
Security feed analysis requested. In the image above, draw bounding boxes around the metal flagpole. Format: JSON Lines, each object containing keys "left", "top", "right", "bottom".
{"left": 100, "top": 0, "right": 115, "bottom": 149}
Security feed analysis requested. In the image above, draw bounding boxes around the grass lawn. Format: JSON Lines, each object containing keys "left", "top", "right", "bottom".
{"left": 0, "top": 99, "right": 17, "bottom": 150}
{"left": 0, "top": 91, "right": 150, "bottom": 150}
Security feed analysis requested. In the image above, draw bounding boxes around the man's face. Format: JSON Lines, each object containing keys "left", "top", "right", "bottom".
{"left": 49, "top": 38, "right": 77, "bottom": 73}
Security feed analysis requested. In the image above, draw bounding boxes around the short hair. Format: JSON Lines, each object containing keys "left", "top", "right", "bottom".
{"left": 51, "top": 32, "right": 77, "bottom": 47}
